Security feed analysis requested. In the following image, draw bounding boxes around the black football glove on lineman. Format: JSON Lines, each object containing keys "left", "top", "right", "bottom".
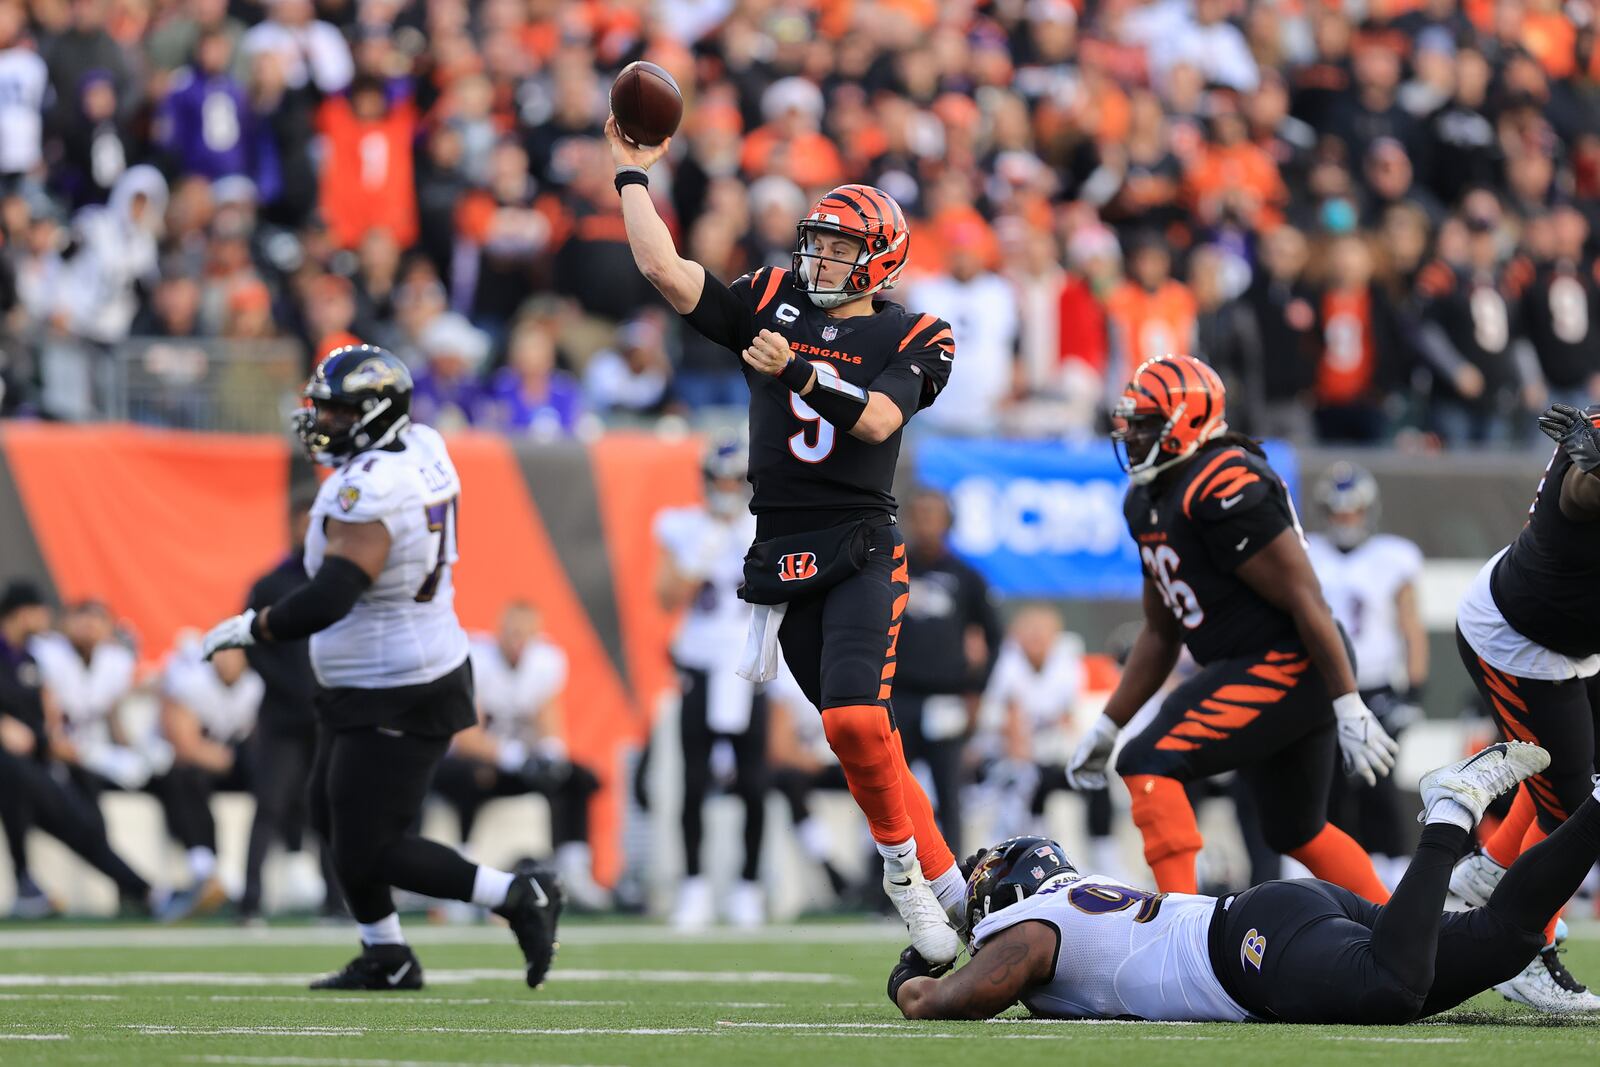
{"left": 1538, "top": 403, "right": 1600, "bottom": 473}
{"left": 887, "top": 945, "right": 951, "bottom": 1007}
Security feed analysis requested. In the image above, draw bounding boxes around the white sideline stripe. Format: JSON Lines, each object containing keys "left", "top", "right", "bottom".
{"left": 185, "top": 1058, "right": 625, "bottom": 1067}
{"left": 200, "top": 996, "right": 783, "bottom": 1008}
{"left": 1323, "top": 1037, "right": 1468, "bottom": 1044}
{"left": 0, "top": 1034, "right": 70, "bottom": 1041}
{"left": 131, "top": 1026, "right": 365, "bottom": 1037}
{"left": 0, "top": 922, "right": 910, "bottom": 951}
{"left": 0, "top": 968, "right": 847, "bottom": 987}
{"left": 0, "top": 993, "right": 122, "bottom": 1001}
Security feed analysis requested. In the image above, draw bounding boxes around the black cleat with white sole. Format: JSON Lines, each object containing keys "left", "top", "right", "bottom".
{"left": 495, "top": 860, "right": 563, "bottom": 988}
{"left": 310, "top": 943, "right": 424, "bottom": 991}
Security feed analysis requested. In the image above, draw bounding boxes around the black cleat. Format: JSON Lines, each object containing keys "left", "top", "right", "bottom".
{"left": 494, "top": 861, "right": 563, "bottom": 988}
{"left": 310, "top": 943, "right": 424, "bottom": 991}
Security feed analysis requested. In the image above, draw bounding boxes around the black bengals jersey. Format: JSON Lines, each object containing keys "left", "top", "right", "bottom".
{"left": 1520, "top": 257, "right": 1600, "bottom": 391}
{"left": 1490, "top": 409, "right": 1600, "bottom": 659}
{"left": 1124, "top": 441, "right": 1300, "bottom": 665}
{"left": 684, "top": 266, "right": 954, "bottom": 536}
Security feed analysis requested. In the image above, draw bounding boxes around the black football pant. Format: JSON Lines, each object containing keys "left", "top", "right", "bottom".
{"left": 778, "top": 520, "right": 905, "bottom": 714}
{"left": 1458, "top": 627, "right": 1600, "bottom": 833}
{"left": 676, "top": 666, "right": 767, "bottom": 882}
{"left": 431, "top": 755, "right": 598, "bottom": 847}
{"left": 308, "top": 725, "right": 478, "bottom": 925}
{"left": 895, "top": 694, "right": 966, "bottom": 858}
{"left": 1211, "top": 794, "right": 1600, "bottom": 1023}
{"left": 1116, "top": 644, "right": 1336, "bottom": 853}
{"left": 148, "top": 742, "right": 251, "bottom": 859}
{"left": 0, "top": 749, "right": 150, "bottom": 900}
{"left": 241, "top": 725, "right": 339, "bottom": 916}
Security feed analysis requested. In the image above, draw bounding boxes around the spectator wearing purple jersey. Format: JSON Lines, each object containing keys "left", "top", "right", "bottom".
{"left": 154, "top": 30, "right": 258, "bottom": 182}
{"left": 482, "top": 316, "right": 584, "bottom": 437}
{"left": 411, "top": 311, "right": 489, "bottom": 430}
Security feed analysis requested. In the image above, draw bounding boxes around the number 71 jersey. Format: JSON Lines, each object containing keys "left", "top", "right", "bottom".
{"left": 304, "top": 423, "right": 469, "bottom": 689}
{"left": 1123, "top": 442, "right": 1300, "bottom": 666}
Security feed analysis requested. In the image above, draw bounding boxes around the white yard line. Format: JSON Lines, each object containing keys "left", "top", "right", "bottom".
{"left": 130, "top": 1026, "right": 366, "bottom": 1037}
{"left": 184, "top": 1058, "right": 625, "bottom": 1067}
{"left": 0, "top": 992, "right": 122, "bottom": 1001}
{"left": 0, "top": 1034, "right": 70, "bottom": 1041}
{"left": 0, "top": 922, "right": 909, "bottom": 951}
{"left": 0, "top": 967, "right": 849, "bottom": 987}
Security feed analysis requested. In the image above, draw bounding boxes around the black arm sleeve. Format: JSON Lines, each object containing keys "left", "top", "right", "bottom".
{"left": 682, "top": 271, "right": 758, "bottom": 356}
{"left": 254, "top": 556, "right": 372, "bottom": 642}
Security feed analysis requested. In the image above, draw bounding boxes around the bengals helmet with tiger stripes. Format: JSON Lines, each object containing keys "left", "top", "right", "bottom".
{"left": 1112, "top": 355, "right": 1228, "bottom": 485}
{"left": 792, "top": 184, "right": 909, "bottom": 309}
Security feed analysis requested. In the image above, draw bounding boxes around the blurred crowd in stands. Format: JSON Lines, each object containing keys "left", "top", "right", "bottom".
{"left": 0, "top": 0, "right": 1597, "bottom": 443}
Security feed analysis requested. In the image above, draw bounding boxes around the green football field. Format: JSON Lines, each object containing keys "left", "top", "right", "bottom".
{"left": 0, "top": 919, "right": 1595, "bottom": 1066}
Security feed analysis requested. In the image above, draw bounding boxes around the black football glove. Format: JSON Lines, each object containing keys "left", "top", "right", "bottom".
{"left": 887, "top": 944, "right": 951, "bottom": 1008}
{"left": 1538, "top": 403, "right": 1600, "bottom": 474}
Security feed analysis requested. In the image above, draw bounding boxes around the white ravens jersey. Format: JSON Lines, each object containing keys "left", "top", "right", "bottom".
{"left": 1305, "top": 533, "right": 1422, "bottom": 691}
{"left": 163, "top": 640, "right": 263, "bottom": 744}
{"left": 982, "top": 634, "right": 1086, "bottom": 763}
{"left": 304, "top": 424, "right": 469, "bottom": 689}
{"left": 468, "top": 634, "right": 567, "bottom": 742}
{"left": 971, "top": 874, "right": 1251, "bottom": 1022}
{"left": 653, "top": 505, "right": 756, "bottom": 671}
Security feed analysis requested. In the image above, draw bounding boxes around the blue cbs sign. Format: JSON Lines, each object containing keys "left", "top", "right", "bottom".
{"left": 913, "top": 437, "right": 1297, "bottom": 598}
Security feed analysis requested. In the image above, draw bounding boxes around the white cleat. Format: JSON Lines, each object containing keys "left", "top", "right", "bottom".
{"left": 1418, "top": 742, "right": 1551, "bottom": 827}
{"left": 671, "top": 876, "right": 714, "bottom": 931}
{"left": 883, "top": 868, "right": 961, "bottom": 966}
{"left": 725, "top": 880, "right": 766, "bottom": 929}
{"left": 1448, "top": 848, "right": 1507, "bottom": 909}
{"left": 1497, "top": 946, "right": 1600, "bottom": 1014}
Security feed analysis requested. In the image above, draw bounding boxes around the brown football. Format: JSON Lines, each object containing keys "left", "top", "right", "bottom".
{"left": 610, "top": 61, "right": 683, "bottom": 148}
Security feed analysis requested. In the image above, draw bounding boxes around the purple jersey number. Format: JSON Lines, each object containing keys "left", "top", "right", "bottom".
{"left": 1067, "top": 883, "right": 1166, "bottom": 924}
{"left": 415, "top": 496, "right": 459, "bottom": 603}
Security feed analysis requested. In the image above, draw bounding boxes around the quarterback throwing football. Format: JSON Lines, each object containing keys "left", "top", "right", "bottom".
{"left": 609, "top": 117, "right": 967, "bottom": 961}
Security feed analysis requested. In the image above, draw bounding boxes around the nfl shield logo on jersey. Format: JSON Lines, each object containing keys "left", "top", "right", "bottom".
{"left": 821, "top": 325, "right": 838, "bottom": 342}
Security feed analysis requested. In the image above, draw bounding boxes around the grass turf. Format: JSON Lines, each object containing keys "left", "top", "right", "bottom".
{"left": 0, "top": 919, "right": 1595, "bottom": 1066}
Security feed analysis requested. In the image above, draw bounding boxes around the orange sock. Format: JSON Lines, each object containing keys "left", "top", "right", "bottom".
{"left": 1289, "top": 823, "right": 1391, "bottom": 905}
{"left": 821, "top": 704, "right": 913, "bottom": 845}
{"left": 889, "top": 729, "right": 956, "bottom": 880}
{"left": 1484, "top": 786, "right": 1535, "bottom": 868}
{"left": 1518, "top": 820, "right": 1561, "bottom": 946}
{"left": 1124, "top": 774, "right": 1203, "bottom": 894}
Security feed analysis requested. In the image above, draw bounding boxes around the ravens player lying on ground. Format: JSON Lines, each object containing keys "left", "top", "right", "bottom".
{"left": 201, "top": 345, "right": 559, "bottom": 991}
{"left": 1068, "top": 355, "right": 1397, "bottom": 904}
{"left": 608, "top": 117, "right": 968, "bottom": 961}
{"left": 889, "top": 741, "right": 1591, "bottom": 1024}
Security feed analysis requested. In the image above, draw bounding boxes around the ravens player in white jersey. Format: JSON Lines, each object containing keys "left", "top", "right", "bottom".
{"left": 202, "top": 345, "right": 560, "bottom": 991}
{"left": 886, "top": 741, "right": 1600, "bottom": 1026}
{"left": 1305, "top": 463, "right": 1428, "bottom": 884}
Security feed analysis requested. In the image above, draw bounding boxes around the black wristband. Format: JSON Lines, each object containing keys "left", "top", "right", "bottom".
{"left": 777, "top": 357, "right": 815, "bottom": 393}
{"left": 614, "top": 168, "right": 649, "bottom": 194}
{"left": 798, "top": 368, "right": 869, "bottom": 431}
{"left": 262, "top": 555, "right": 372, "bottom": 641}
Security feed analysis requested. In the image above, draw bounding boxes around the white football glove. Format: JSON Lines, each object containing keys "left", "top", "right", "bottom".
{"left": 1065, "top": 714, "right": 1121, "bottom": 791}
{"left": 1333, "top": 692, "right": 1400, "bottom": 788}
{"left": 201, "top": 610, "right": 257, "bottom": 660}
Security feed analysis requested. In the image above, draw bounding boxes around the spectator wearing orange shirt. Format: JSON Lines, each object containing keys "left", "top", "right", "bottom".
{"left": 1105, "top": 234, "right": 1197, "bottom": 383}
{"left": 317, "top": 75, "right": 418, "bottom": 251}
{"left": 1184, "top": 105, "right": 1287, "bottom": 232}
{"left": 1314, "top": 234, "right": 1412, "bottom": 443}
{"left": 739, "top": 77, "right": 845, "bottom": 191}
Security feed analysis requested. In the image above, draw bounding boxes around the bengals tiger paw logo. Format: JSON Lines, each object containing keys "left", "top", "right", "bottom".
{"left": 778, "top": 551, "right": 818, "bottom": 582}
{"left": 1240, "top": 928, "right": 1267, "bottom": 972}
